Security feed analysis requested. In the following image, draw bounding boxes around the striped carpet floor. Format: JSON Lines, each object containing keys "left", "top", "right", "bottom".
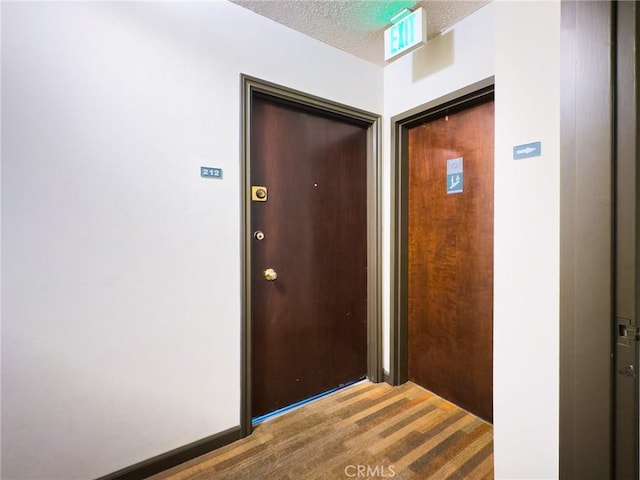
{"left": 149, "top": 381, "right": 493, "bottom": 480}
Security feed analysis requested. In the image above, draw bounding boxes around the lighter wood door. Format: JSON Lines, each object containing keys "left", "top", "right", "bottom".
{"left": 407, "top": 101, "right": 494, "bottom": 422}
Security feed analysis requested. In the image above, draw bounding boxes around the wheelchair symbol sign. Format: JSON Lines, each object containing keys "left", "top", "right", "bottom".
{"left": 447, "top": 173, "right": 463, "bottom": 194}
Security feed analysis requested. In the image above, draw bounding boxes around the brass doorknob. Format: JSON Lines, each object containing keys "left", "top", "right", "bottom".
{"left": 263, "top": 268, "right": 278, "bottom": 281}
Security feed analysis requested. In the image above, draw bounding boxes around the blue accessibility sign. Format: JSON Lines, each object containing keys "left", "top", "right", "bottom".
{"left": 446, "top": 157, "right": 463, "bottom": 194}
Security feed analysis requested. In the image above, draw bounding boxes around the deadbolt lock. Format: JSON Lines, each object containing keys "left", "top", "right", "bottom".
{"left": 254, "top": 231, "right": 265, "bottom": 241}
{"left": 252, "top": 186, "right": 268, "bottom": 202}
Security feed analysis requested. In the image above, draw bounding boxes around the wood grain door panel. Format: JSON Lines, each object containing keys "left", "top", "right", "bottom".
{"left": 250, "top": 93, "right": 368, "bottom": 418}
{"left": 407, "top": 101, "right": 494, "bottom": 422}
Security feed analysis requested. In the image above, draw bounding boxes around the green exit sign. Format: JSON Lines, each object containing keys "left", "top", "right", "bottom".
{"left": 384, "top": 8, "right": 426, "bottom": 62}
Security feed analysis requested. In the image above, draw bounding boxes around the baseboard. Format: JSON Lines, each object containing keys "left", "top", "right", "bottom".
{"left": 97, "top": 426, "right": 242, "bottom": 480}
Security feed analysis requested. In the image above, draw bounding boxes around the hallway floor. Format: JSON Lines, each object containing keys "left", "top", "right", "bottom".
{"left": 149, "top": 381, "right": 494, "bottom": 479}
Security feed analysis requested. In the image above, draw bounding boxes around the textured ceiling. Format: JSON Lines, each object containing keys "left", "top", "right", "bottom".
{"left": 229, "top": 0, "right": 491, "bottom": 65}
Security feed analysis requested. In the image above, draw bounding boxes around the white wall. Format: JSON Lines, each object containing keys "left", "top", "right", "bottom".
{"left": 383, "top": 2, "right": 561, "bottom": 478}
{"left": 0, "top": 2, "right": 382, "bottom": 479}
{"left": 493, "top": 2, "right": 560, "bottom": 478}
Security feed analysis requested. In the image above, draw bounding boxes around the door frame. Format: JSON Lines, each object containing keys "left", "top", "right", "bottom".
{"left": 614, "top": 2, "right": 640, "bottom": 477}
{"left": 388, "top": 78, "right": 495, "bottom": 386}
{"left": 240, "top": 75, "right": 383, "bottom": 436}
{"left": 560, "top": 1, "right": 640, "bottom": 478}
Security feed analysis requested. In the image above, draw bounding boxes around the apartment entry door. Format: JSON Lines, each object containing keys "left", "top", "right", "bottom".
{"left": 407, "top": 100, "right": 494, "bottom": 422}
{"left": 249, "top": 91, "right": 369, "bottom": 419}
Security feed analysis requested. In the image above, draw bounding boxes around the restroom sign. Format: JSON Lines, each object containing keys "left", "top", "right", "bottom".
{"left": 446, "top": 157, "right": 463, "bottom": 195}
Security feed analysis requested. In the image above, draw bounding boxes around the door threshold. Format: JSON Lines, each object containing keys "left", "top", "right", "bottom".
{"left": 252, "top": 378, "right": 367, "bottom": 427}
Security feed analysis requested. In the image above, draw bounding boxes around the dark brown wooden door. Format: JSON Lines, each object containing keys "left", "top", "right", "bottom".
{"left": 250, "top": 93, "right": 368, "bottom": 419}
{"left": 407, "top": 100, "right": 494, "bottom": 422}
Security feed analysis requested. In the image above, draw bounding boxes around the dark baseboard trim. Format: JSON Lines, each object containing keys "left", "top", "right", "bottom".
{"left": 97, "top": 425, "right": 242, "bottom": 480}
